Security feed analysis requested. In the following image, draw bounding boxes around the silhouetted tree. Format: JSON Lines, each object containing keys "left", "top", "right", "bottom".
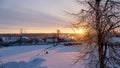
{"left": 56, "top": 29, "right": 61, "bottom": 43}
{"left": 71, "top": 0, "right": 120, "bottom": 68}
{"left": 19, "top": 29, "right": 23, "bottom": 45}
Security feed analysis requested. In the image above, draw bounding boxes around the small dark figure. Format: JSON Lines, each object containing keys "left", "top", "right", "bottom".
{"left": 53, "top": 44, "right": 57, "bottom": 47}
{"left": 53, "top": 44, "right": 56, "bottom": 47}
{"left": 46, "top": 51, "right": 48, "bottom": 54}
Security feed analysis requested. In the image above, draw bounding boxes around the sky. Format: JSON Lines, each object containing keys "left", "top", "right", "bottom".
{"left": 0, "top": 0, "right": 83, "bottom": 33}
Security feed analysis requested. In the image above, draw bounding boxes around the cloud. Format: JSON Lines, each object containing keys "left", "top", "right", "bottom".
{"left": 0, "top": 0, "right": 78, "bottom": 33}
{"left": 0, "top": 8, "right": 67, "bottom": 29}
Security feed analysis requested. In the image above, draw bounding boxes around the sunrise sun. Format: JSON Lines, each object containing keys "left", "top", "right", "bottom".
{"left": 76, "top": 28, "right": 86, "bottom": 35}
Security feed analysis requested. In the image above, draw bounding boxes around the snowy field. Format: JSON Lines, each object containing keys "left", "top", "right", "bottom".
{"left": 0, "top": 37, "right": 120, "bottom": 68}
{"left": 0, "top": 44, "right": 83, "bottom": 68}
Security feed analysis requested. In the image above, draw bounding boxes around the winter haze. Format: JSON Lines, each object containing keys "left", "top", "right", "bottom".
{"left": 0, "top": 0, "right": 82, "bottom": 33}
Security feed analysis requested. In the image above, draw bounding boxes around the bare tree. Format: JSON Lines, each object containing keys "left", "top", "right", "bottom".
{"left": 18, "top": 29, "right": 23, "bottom": 45}
{"left": 56, "top": 29, "right": 61, "bottom": 42}
{"left": 70, "top": 0, "right": 120, "bottom": 68}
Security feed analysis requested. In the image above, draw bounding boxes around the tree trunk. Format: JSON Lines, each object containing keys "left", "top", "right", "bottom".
{"left": 96, "top": 0, "right": 105, "bottom": 68}
{"left": 98, "top": 42, "right": 105, "bottom": 68}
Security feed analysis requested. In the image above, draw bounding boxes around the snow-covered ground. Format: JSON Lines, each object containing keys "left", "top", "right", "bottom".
{"left": 111, "top": 37, "right": 120, "bottom": 43}
{"left": 0, "top": 37, "right": 120, "bottom": 68}
{"left": 0, "top": 45, "right": 83, "bottom": 68}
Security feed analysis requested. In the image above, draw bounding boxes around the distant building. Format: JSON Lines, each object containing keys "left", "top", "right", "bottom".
{"left": 2, "top": 37, "right": 19, "bottom": 43}
{"left": 45, "top": 37, "right": 58, "bottom": 43}
{"left": 44, "top": 37, "right": 74, "bottom": 43}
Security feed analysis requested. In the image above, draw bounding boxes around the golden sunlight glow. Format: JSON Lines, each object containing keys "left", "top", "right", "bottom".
{"left": 76, "top": 28, "right": 86, "bottom": 35}
{"left": 74, "top": 28, "right": 88, "bottom": 40}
